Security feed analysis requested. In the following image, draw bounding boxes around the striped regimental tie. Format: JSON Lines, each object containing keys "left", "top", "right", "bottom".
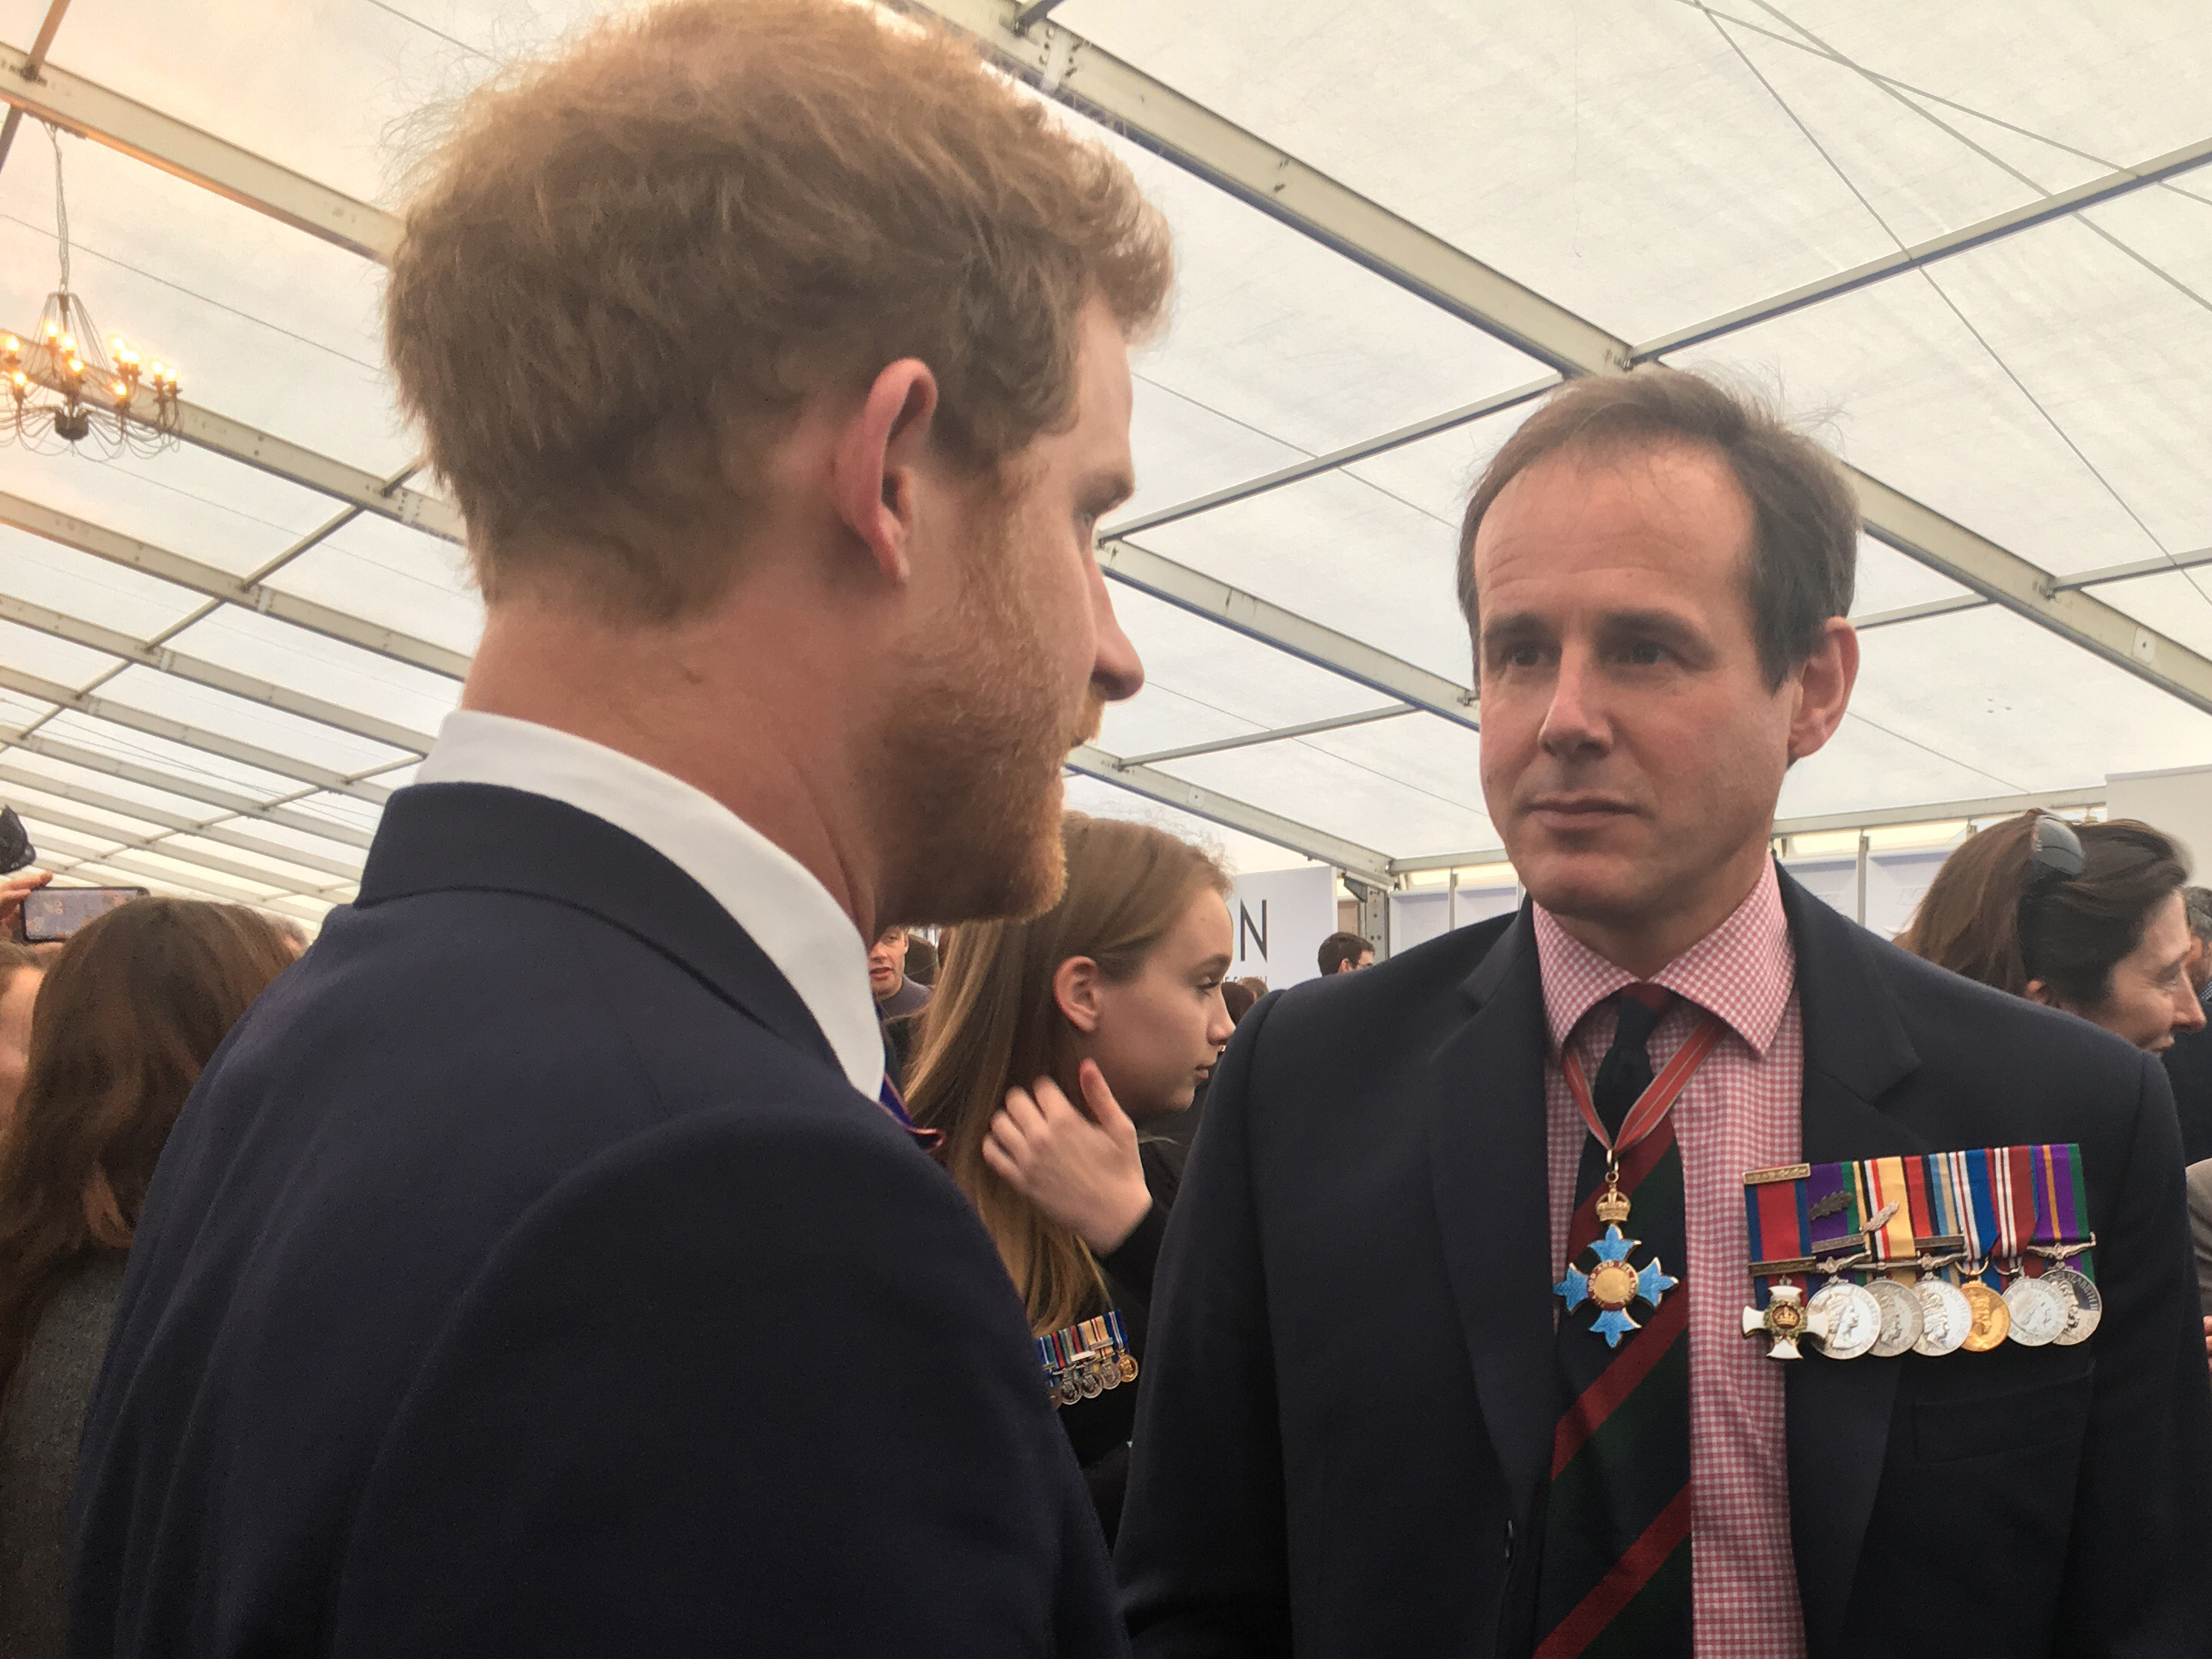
{"left": 1534, "top": 984, "right": 1692, "bottom": 1659}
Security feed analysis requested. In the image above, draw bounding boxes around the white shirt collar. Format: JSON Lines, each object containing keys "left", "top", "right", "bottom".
{"left": 414, "top": 711, "right": 884, "bottom": 1098}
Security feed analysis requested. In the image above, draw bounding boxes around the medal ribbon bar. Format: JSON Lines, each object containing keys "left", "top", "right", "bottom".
{"left": 1742, "top": 1167, "right": 1812, "bottom": 1310}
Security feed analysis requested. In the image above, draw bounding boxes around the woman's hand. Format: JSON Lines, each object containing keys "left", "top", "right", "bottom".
{"left": 0, "top": 869, "right": 49, "bottom": 939}
{"left": 983, "top": 1060, "right": 1153, "bottom": 1256}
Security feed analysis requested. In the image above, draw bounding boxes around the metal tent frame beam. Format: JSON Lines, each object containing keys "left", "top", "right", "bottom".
{"left": 1068, "top": 743, "right": 1390, "bottom": 884}
{"left": 1099, "top": 539, "right": 1477, "bottom": 728}
{"left": 2, "top": 727, "right": 381, "bottom": 848}
{"left": 0, "top": 591, "right": 437, "bottom": 754}
{"left": 30, "top": 829, "right": 335, "bottom": 915}
{"left": 0, "top": 492, "right": 470, "bottom": 679}
{"left": 0, "top": 41, "right": 397, "bottom": 260}
{"left": 0, "top": 760, "right": 361, "bottom": 878}
{"left": 1118, "top": 704, "right": 1412, "bottom": 767}
{"left": 915, "top": 0, "right": 2212, "bottom": 718}
{"left": 1853, "top": 544, "right": 2212, "bottom": 632}
{"left": 0, "top": 666, "right": 395, "bottom": 804}
{"left": 5, "top": 338, "right": 462, "bottom": 541}
{"left": 16, "top": 803, "right": 351, "bottom": 899}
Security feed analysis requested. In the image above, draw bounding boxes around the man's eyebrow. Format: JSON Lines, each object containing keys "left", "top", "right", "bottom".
{"left": 1597, "top": 607, "right": 1702, "bottom": 639}
{"left": 1480, "top": 606, "right": 1703, "bottom": 641}
{"left": 1479, "top": 610, "right": 1549, "bottom": 643}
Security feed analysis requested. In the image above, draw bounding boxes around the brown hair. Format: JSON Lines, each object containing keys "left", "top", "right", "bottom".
{"left": 1318, "top": 931, "right": 1371, "bottom": 974}
{"left": 0, "top": 900, "right": 294, "bottom": 1411}
{"left": 1898, "top": 815, "right": 2189, "bottom": 1007}
{"left": 907, "top": 815, "right": 1229, "bottom": 1333}
{"left": 386, "top": 0, "right": 1173, "bottom": 620}
{"left": 1457, "top": 367, "right": 1859, "bottom": 685}
{"left": 1221, "top": 977, "right": 1261, "bottom": 1026}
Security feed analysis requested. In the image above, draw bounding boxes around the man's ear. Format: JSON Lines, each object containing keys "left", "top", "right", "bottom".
{"left": 2023, "top": 978, "right": 2058, "bottom": 1009}
{"left": 1785, "top": 615, "right": 1859, "bottom": 764}
{"left": 829, "top": 358, "right": 939, "bottom": 586}
{"left": 1053, "top": 956, "right": 1104, "bottom": 1034}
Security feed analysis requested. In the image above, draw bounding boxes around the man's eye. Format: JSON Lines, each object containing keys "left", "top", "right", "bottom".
{"left": 1623, "top": 641, "right": 1666, "bottom": 666}
{"left": 1504, "top": 645, "right": 1543, "bottom": 669}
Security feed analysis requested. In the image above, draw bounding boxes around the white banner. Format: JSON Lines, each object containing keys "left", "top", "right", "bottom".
{"left": 1227, "top": 865, "right": 1339, "bottom": 989}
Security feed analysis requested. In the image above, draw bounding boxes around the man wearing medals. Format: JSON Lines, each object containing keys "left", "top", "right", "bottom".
{"left": 1118, "top": 367, "right": 2212, "bottom": 1659}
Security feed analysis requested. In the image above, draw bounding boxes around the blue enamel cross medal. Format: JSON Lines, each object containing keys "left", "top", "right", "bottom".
{"left": 1556, "top": 1214, "right": 1679, "bottom": 1349}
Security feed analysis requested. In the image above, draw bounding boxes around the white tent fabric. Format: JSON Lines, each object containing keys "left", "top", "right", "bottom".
{"left": 0, "top": 0, "right": 2205, "bottom": 924}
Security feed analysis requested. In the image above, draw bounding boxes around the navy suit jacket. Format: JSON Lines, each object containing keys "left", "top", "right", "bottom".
{"left": 1118, "top": 872, "right": 2212, "bottom": 1658}
{"left": 2161, "top": 1016, "right": 2212, "bottom": 1167}
{"left": 70, "top": 782, "right": 1120, "bottom": 1657}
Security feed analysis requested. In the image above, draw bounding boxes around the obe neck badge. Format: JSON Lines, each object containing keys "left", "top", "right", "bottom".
{"left": 1555, "top": 1224, "right": 1678, "bottom": 1349}
{"left": 1553, "top": 1006, "right": 1722, "bottom": 1347}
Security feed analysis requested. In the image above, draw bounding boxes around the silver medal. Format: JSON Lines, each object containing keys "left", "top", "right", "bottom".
{"left": 1863, "top": 1276, "right": 1924, "bottom": 1359}
{"left": 2002, "top": 1275, "right": 2069, "bottom": 1347}
{"left": 1807, "top": 1281, "right": 1882, "bottom": 1360}
{"left": 2043, "top": 1266, "right": 2103, "bottom": 1345}
{"left": 1911, "top": 1276, "right": 1972, "bottom": 1357}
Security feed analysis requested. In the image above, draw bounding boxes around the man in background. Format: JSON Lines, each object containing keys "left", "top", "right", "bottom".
{"left": 70, "top": 3, "right": 1169, "bottom": 1654}
{"left": 1317, "top": 931, "right": 1373, "bottom": 975}
{"left": 872, "top": 925, "right": 932, "bottom": 1087}
{"left": 2165, "top": 884, "right": 2212, "bottom": 1163}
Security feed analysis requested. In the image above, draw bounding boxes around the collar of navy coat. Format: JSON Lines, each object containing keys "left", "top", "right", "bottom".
{"left": 357, "top": 781, "right": 840, "bottom": 1075}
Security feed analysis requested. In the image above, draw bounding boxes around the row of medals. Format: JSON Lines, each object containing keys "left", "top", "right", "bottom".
{"left": 1047, "top": 1349, "right": 1140, "bottom": 1407}
{"left": 1782, "top": 1252, "right": 2101, "bottom": 1360}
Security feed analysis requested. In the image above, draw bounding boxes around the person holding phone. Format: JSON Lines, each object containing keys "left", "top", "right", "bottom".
{"left": 0, "top": 899, "right": 294, "bottom": 1657}
{"left": 907, "top": 814, "right": 1235, "bottom": 1542}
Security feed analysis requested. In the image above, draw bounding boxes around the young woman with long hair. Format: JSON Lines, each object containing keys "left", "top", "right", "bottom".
{"left": 0, "top": 898, "right": 294, "bottom": 1657}
{"left": 906, "top": 813, "right": 1234, "bottom": 1538}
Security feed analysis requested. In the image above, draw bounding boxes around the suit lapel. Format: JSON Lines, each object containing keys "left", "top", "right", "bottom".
{"left": 1424, "top": 907, "right": 1559, "bottom": 1516}
{"left": 1776, "top": 874, "right": 1925, "bottom": 1657}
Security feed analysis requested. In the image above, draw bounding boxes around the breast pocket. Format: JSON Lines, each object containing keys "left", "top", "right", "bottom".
{"left": 1911, "top": 1369, "right": 2093, "bottom": 1465}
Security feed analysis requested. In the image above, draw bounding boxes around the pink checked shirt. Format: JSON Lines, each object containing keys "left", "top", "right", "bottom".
{"left": 1535, "top": 861, "right": 1807, "bottom": 1659}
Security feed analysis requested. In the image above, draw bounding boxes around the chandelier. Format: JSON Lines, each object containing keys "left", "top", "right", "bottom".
{"left": 1, "top": 124, "right": 181, "bottom": 456}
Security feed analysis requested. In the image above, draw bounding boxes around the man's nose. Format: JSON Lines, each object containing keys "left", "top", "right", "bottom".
{"left": 1538, "top": 649, "right": 1609, "bottom": 757}
{"left": 2176, "top": 982, "right": 2207, "bottom": 1035}
{"left": 1088, "top": 562, "right": 1144, "bottom": 704}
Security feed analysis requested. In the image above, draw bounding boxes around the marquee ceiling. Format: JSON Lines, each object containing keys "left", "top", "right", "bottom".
{"left": 0, "top": 0, "right": 2204, "bottom": 921}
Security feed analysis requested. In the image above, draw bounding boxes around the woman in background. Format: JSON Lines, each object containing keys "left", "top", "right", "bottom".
{"left": 908, "top": 814, "right": 1234, "bottom": 1541}
{"left": 0, "top": 899, "right": 293, "bottom": 1655}
{"left": 1898, "top": 812, "right": 2202, "bottom": 1053}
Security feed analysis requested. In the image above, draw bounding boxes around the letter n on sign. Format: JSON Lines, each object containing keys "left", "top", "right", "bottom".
{"left": 1238, "top": 899, "right": 1268, "bottom": 963}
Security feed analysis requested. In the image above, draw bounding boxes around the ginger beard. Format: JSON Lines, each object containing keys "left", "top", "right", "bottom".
{"left": 869, "top": 492, "right": 1103, "bottom": 928}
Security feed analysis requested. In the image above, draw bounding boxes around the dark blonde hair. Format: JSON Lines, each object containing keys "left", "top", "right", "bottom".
{"left": 1458, "top": 367, "right": 1858, "bottom": 685}
{"left": 1898, "top": 815, "right": 2188, "bottom": 1007}
{"left": 907, "top": 815, "right": 1228, "bottom": 1333}
{"left": 0, "top": 900, "right": 294, "bottom": 1410}
{"left": 386, "top": 0, "right": 1172, "bottom": 620}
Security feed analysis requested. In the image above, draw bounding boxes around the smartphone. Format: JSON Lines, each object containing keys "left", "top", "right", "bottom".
{"left": 22, "top": 886, "right": 147, "bottom": 943}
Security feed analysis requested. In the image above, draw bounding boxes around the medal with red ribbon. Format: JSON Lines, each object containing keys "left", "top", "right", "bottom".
{"left": 1553, "top": 1007, "right": 1723, "bottom": 1346}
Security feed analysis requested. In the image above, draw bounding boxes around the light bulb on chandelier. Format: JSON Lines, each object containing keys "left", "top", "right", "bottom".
{"left": 1, "top": 123, "right": 181, "bottom": 456}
